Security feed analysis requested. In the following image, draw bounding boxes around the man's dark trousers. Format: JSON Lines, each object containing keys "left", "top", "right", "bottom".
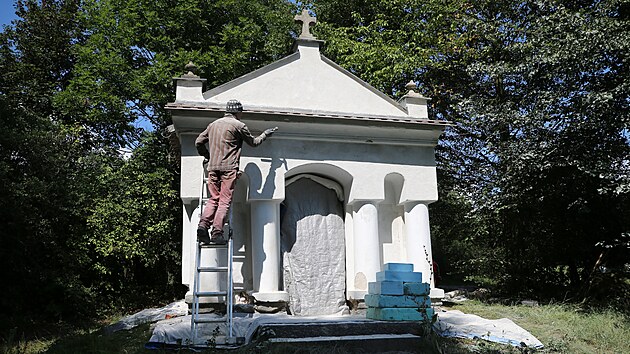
{"left": 199, "top": 169, "right": 238, "bottom": 237}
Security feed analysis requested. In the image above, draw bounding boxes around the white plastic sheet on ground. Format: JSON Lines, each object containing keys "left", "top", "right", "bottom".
{"left": 147, "top": 310, "right": 544, "bottom": 349}
{"left": 104, "top": 300, "right": 188, "bottom": 333}
{"left": 281, "top": 176, "right": 348, "bottom": 316}
{"left": 148, "top": 313, "right": 373, "bottom": 346}
{"left": 434, "top": 309, "right": 544, "bottom": 349}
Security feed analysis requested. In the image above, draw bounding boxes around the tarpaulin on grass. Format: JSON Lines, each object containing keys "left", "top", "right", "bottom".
{"left": 104, "top": 300, "right": 188, "bottom": 333}
{"left": 434, "top": 309, "right": 544, "bottom": 349}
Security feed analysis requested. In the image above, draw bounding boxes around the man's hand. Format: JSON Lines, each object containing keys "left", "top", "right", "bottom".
{"left": 264, "top": 127, "right": 278, "bottom": 137}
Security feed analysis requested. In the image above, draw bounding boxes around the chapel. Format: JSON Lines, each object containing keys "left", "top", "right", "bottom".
{"left": 166, "top": 10, "right": 447, "bottom": 315}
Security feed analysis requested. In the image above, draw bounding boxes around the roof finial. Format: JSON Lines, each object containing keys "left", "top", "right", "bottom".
{"left": 183, "top": 61, "right": 200, "bottom": 78}
{"left": 405, "top": 80, "right": 418, "bottom": 92}
{"left": 294, "top": 9, "right": 317, "bottom": 39}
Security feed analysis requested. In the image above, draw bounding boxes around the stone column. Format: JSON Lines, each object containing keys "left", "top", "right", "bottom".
{"left": 350, "top": 201, "right": 381, "bottom": 299}
{"left": 250, "top": 200, "right": 288, "bottom": 302}
{"left": 403, "top": 202, "right": 434, "bottom": 286}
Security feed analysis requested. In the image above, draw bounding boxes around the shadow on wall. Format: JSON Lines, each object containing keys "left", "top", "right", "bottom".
{"left": 379, "top": 172, "right": 405, "bottom": 266}
{"left": 244, "top": 158, "right": 287, "bottom": 200}
{"left": 232, "top": 172, "right": 252, "bottom": 290}
{"left": 285, "top": 163, "right": 353, "bottom": 202}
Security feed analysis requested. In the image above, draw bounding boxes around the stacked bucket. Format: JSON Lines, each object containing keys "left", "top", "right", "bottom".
{"left": 365, "top": 263, "right": 434, "bottom": 322}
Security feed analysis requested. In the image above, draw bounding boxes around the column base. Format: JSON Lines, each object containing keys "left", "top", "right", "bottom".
{"left": 252, "top": 291, "right": 289, "bottom": 302}
{"left": 346, "top": 290, "right": 367, "bottom": 300}
{"left": 184, "top": 290, "right": 225, "bottom": 304}
{"left": 430, "top": 287, "right": 445, "bottom": 299}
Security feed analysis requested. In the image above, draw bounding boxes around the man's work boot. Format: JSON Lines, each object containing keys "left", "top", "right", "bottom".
{"left": 210, "top": 231, "right": 227, "bottom": 245}
{"left": 197, "top": 227, "right": 211, "bottom": 245}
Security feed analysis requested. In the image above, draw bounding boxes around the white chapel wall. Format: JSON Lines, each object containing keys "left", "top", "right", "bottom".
{"left": 179, "top": 131, "right": 439, "bottom": 298}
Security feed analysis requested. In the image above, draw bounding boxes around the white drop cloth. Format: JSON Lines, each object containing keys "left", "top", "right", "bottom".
{"left": 434, "top": 309, "right": 544, "bottom": 349}
{"left": 105, "top": 300, "right": 188, "bottom": 333}
{"left": 148, "top": 313, "right": 371, "bottom": 345}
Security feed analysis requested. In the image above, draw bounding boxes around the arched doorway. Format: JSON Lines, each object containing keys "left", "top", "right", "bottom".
{"left": 280, "top": 174, "right": 348, "bottom": 315}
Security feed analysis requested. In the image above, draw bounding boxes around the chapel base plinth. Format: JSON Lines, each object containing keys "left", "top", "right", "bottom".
{"left": 184, "top": 291, "right": 225, "bottom": 304}
{"left": 252, "top": 290, "right": 289, "bottom": 303}
{"left": 253, "top": 291, "right": 289, "bottom": 313}
{"left": 347, "top": 290, "right": 367, "bottom": 300}
{"left": 429, "top": 287, "right": 445, "bottom": 299}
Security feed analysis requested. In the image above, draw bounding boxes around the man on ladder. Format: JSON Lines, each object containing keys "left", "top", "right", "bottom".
{"left": 195, "top": 99, "right": 278, "bottom": 245}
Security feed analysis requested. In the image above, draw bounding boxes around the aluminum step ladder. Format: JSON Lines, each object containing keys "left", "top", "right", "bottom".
{"left": 190, "top": 171, "right": 240, "bottom": 347}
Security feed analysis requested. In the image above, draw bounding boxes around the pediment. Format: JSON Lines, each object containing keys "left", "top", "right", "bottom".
{"left": 200, "top": 40, "right": 409, "bottom": 119}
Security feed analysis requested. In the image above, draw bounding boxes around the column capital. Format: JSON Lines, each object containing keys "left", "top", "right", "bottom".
{"left": 401, "top": 200, "right": 436, "bottom": 208}
{"left": 348, "top": 199, "right": 384, "bottom": 208}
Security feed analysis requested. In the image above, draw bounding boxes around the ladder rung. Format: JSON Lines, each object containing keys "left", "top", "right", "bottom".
{"left": 198, "top": 266, "right": 228, "bottom": 272}
{"left": 193, "top": 317, "right": 226, "bottom": 324}
{"left": 195, "top": 291, "right": 227, "bottom": 297}
{"left": 200, "top": 243, "right": 229, "bottom": 248}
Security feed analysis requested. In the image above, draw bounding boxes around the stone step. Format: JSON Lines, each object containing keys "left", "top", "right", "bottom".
{"left": 251, "top": 320, "right": 431, "bottom": 339}
{"left": 368, "top": 280, "right": 404, "bottom": 295}
{"left": 376, "top": 270, "right": 423, "bottom": 282}
{"left": 383, "top": 262, "right": 414, "bottom": 272}
{"left": 367, "top": 307, "right": 435, "bottom": 322}
{"left": 365, "top": 294, "right": 431, "bottom": 308}
{"left": 251, "top": 320, "right": 436, "bottom": 353}
{"left": 404, "top": 282, "right": 430, "bottom": 296}
{"left": 265, "top": 333, "right": 437, "bottom": 353}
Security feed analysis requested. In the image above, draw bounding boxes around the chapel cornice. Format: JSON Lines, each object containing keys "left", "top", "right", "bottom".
{"left": 165, "top": 102, "right": 451, "bottom": 129}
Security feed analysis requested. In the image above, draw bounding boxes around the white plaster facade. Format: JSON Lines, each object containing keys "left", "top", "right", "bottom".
{"left": 166, "top": 37, "right": 447, "bottom": 307}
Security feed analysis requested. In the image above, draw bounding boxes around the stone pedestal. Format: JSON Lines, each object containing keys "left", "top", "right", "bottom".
{"left": 366, "top": 262, "right": 433, "bottom": 322}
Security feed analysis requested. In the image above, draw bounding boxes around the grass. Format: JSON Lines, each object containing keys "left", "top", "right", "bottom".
{"left": 2, "top": 301, "right": 629, "bottom": 353}
{"left": 1, "top": 323, "right": 153, "bottom": 354}
{"left": 440, "top": 300, "right": 630, "bottom": 354}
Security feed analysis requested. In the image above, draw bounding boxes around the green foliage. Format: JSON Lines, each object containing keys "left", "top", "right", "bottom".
{"left": 86, "top": 133, "right": 184, "bottom": 308}
{"left": 313, "top": 0, "right": 630, "bottom": 302}
{"left": 0, "top": 0, "right": 104, "bottom": 330}
{"left": 432, "top": 0, "right": 630, "bottom": 298}
{"left": 311, "top": 0, "right": 471, "bottom": 97}
{"left": 0, "top": 0, "right": 298, "bottom": 337}
{"left": 57, "top": 0, "right": 296, "bottom": 133}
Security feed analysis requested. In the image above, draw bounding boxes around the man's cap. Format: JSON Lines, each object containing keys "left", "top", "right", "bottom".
{"left": 226, "top": 99, "right": 243, "bottom": 113}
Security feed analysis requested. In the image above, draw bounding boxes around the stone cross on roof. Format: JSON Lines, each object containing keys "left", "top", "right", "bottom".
{"left": 294, "top": 9, "right": 316, "bottom": 39}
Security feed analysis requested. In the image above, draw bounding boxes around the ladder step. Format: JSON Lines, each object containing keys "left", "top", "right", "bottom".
{"left": 199, "top": 243, "right": 229, "bottom": 249}
{"left": 193, "top": 317, "right": 226, "bottom": 324}
{"left": 195, "top": 291, "right": 227, "bottom": 297}
{"left": 198, "top": 266, "right": 228, "bottom": 272}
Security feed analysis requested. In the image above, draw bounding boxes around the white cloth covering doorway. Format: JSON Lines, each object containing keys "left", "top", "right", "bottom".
{"left": 280, "top": 174, "right": 349, "bottom": 316}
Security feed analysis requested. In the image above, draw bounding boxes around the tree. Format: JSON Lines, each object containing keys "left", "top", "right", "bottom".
{"left": 311, "top": 0, "right": 630, "bottom": 301}
{"left": 0, "top": 0, "right": 300, "bottom": 334}
{"left": 57, "top": 0, "right": 298, "bottom": 309}
{"left": 437, "top": 0, "right": 629, "bottom": 297}
{"left": 0, "top": 0, "right": 302, "bottom": 334}
{"left": 0, "top": 0, "right": 100, "bottom": 329}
